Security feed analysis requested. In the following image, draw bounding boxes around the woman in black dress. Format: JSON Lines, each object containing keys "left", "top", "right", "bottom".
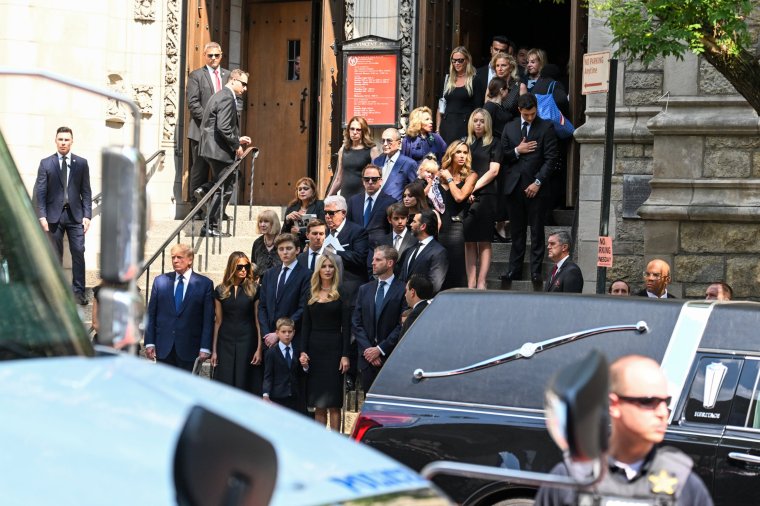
{"left": 211, "top": 251, "right": 261, "bottom": 391}
{"left": 250, "top": 210, "right": 281, "bottom": 277}
{"left": 283, "top": 176, "right": 325, "bottom": 247}
{"left": 402, "top": 181, "right": 430, "bottom": 227}
{"left": 436, "top": 46, "right": 484, "bottom": 145}
{"left": 464, "top": 109, "right": 502, "bottom": 289}
{"left": 437, "top": 141, "right": 477, "bottom": 289}
{"left": 327, "top": 116, "right": 380, "bottom": 201}
{"left": 299, "top": 253, "right": 350, "bottom": 430}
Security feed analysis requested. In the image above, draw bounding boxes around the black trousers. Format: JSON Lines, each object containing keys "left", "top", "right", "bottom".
{"left": 157, "top": 345, "right": 196, "bottom": 372}
{"left": 48, "top": 206, "right": 86, "bottom": 295}
{"left": 204, "top": 158, "right": 235, "bottom": 227}
{"left": 506, "top": 187, "right": 546, "bottom": 277}
{"left": 189, "top": 139, "right": 211, "bottom": 195}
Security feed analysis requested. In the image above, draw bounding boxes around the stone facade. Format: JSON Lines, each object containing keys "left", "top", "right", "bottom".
{"left": 576, "top": 8, "right": 760, "bottom": 301}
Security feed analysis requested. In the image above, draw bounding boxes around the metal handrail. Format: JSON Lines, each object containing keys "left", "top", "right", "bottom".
{"left": 92, "top": 149, "right": 165, "bottom": 206}
{"left": 138, "top": 147, "right": 257, "bottom": 303}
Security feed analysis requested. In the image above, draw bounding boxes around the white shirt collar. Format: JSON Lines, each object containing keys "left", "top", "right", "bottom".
{"left": 394, "top": 228, "right": 407, "bottom": 240}
{"left": 646, "top": 290, "right": 669, "bottom": 299}
{"left": 378, "top": 274, "right": 394, "bottom": 285}
{"left": 555, "top": 255, "right": 569, "bottom": 271}
{"left": 278, "top": 341, "right": 293, "bottom": 353}
{"left": 387, "top": 151, "right": 400, "bottom": 164}
{"left": 334, "top": 219, "right": 346, "bottom": 235}
{"left": 176, "top": 268, "right": 193, "bottom": 281}
{"left": 281, "top": 259, "right": 297, "bottom": 270}
{"left": 419, "top": 235, "right": 434, "bottom": 246}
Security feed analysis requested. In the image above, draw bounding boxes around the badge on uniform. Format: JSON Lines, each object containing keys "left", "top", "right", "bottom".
{"left": 648, "top": 469, "right": 678, "bottom": 495}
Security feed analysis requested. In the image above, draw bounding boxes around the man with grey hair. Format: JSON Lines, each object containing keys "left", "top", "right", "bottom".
{"left": 372, "top": 127, "right": 418, "bottom": 201}
{"left": 544, "top": 230, "right": 583, "bottom": 293}
{"left": 187, "top": 41, "right": 229, "bottom": 202}
{"left": 323, "top": 195, "right": 369, "bottom": 303}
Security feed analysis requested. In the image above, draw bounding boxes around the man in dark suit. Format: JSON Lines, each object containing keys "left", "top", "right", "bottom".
{"left": 144, "top": 243, "right": 214, "bottom": 371}
{"left": 475, "top": 35, "right": 511, "bottom": 92}
{"left": 258, "top": 233, "right": 311, "bottom": 349}
{"left": 296, "top": 219, "right": 344, "bottom": 280}
{"left": 636, "top": 259, "right": 677, "bottom": 298}
{"left": 401, "top": 274, "right": 433, "bottom": 338}
{"left": 198, "top": 68, "right": 251, "bottom": 236}
{"left": 544, "top": 231, "right": 583, "bottom": 293}
{"left": 34, "top": 126, "right": 92, "bottom": 305}
{"left": 397, "top": 209, "right": 449, "bottom": 295}
{"left": 346, "top": 164, "right": 395, "bottom": 261}
{"left": 187, "top": 41, "right": 229, "bottom": 200}
{"left": 500, "top": 92, "right": 558, "bottom": 284}
{"left": 352, "top": 245, "right": 407, "bottom": 390}
{"left": 323, "top": 195, "right": 369, "bottom": 305}
{"left": 372, "top": 128, "right": 418, "bottom": 201}
{"left": 378, "top": 203, "right": 415, "bottom": 258}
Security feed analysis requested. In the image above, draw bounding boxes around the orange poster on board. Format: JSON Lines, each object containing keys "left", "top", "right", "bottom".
{"left": 597, "top": 236, "right": 613, "bottom": 267}
{"left": 344, "top": 53, "right": 398, "bottom": 126}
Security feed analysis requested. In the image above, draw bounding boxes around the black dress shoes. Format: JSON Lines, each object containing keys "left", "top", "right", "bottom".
{"left": 200, "top": 227, "right": 221, "bottom": 237}
{"left": 193, "top": 187, "right": 206, "bottom": 201}
{"left": 76, "top": 293, "right": 89, "bottom": 306}
{"left": 500, "top": 271, "right": 521, "bottom": 282}
{"left": 531, "top": 274, "right": 543, "bottom": 284}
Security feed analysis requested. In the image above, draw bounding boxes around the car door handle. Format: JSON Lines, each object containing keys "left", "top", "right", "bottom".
{"left": 728, "top": 452, "right": 760, "bottom": 464}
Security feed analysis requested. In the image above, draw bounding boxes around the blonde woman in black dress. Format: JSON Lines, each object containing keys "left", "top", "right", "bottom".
{"left": 211, "top": 251, "right": 261, "bottom": 391}
{"left": 299, "top": 253, "right": 350, "bottom": 430}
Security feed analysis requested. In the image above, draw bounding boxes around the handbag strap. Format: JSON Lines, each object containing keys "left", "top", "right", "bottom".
{"left": 547, "top": 80, "right": 556, "bottom": 94}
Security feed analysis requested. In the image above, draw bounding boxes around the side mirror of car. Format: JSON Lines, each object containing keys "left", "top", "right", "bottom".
{"left": 100, "top": 146, "right": 145, "bottom": 283}
{"left": 544, "top": 349, "right": 609, "bottom": 462}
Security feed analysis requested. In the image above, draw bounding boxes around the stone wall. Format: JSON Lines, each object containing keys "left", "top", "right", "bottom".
{"left": 577, "top": 8, "right": 760, "bottom": 301}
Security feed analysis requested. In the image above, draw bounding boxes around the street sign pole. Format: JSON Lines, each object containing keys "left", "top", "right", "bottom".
{"left": 596, "top": 58, "right": 618, "bottom": 294}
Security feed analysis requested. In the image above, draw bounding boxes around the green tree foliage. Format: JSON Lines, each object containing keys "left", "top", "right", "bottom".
{"left": 595, "top": 0, "right": 760, "bottom": 113}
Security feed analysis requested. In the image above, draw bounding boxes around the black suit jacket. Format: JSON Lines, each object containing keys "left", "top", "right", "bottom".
{"left": 379, "top": 230, "right": 416, "bottom": 258}
{"left": 352, "top": 277, "right": 407, "bottom": 368}
{"left": 397, "top": 238, "right": 449, "bottom": 295}
{"left": 332, "top": 221, "right": 370, "bottom": 304}
{"left": 34, "top": 154, "right": 92, "bottom": 224}
{"left": 186, "top": 66, "right": 229, "bottom": 142}
{"left": 199, "top": 87, "right": 240, "bottom": 164}
{"left": 475, "top": 64, "right": 492, "bottom": 97}
{"left": 257, "top": 262, "right": 311, "bottom": 338}
{"left": 635, "top": 289, "right": 677, "bottom": 299}
{"left": 545, "top": 259, "right": 584, "bottom": 293}
{"left": 262, "top": 344, "right": 302, "bottom": 399}
{"left": 401, "top": 300, "right": 428, "bottom": 338}
{"left": 500, "top": 115, "right": 558, "bottom": 195}
{"left": 346, "top": 191, "right": 395, "bottom": 250}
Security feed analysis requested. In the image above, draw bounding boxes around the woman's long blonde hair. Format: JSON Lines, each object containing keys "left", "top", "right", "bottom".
{"left": 218, "top": 251, "right": 257, "bottom": 300}
{"left": 441, "top": 140, "right": 472, "bottom": 180}
{"left": 466, "top": 108, "right": 494, "bottom": 147}
{"left": 308, "top": 253, "right": 341, "bottom": 304}
{"left": 444, "top": 46, "right": 476, "bottom": 96}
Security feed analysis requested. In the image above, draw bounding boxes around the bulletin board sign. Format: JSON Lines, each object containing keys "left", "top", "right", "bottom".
{"left": 342, "top": 36, "right": 401, "bottom": 128}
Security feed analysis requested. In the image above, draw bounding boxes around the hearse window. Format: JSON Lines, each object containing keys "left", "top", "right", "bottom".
{"left": 727, "top": 358, "right": 760, "bottom": 429}
{"left": 680, "top": 357, "right": 742, "bottom": 425}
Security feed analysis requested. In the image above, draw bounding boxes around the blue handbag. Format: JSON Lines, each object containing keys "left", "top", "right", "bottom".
{"left": 535, "top": 81, "right": 575, "bottom": 139}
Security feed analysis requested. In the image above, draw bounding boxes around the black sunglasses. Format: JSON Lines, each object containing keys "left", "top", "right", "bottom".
{"left": 235, "top": 263, "right": 252, "bottom": 271}
{"left": 324, "top": 210, "right": 344, "bottom": 216}
{"left": 615, "top": 394, "right": 672, "bottom": 410}
{"left": 363, "top": 176, "right": 381, "bottom": 183}
{"left": 451, "top": 58, "right": 466, "bottom": 64}
{"left": 207, "top": 53, "right": 222, "bottom": 58}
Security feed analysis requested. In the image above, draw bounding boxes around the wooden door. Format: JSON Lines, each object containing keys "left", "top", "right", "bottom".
{"left": 245, "top": 1, "right": 311, "bottom": 205}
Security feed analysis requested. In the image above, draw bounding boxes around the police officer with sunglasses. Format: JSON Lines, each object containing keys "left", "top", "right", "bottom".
{"left": 536, "top": 355, "right": 713, "bottom": 505}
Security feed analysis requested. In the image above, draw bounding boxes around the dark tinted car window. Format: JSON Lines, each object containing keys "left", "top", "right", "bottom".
{"left": 375, "top": 292, "right": 680, "bottom": 409}
{"left": 681, "top": 356, "right": 742, "bottom": 425}
{"left": 728, "top": 359, "right": 760, "bottom": 428}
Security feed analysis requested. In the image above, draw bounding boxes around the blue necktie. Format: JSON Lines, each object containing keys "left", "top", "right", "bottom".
{"left": 375, "top": 280, "right": 386, "bottom": 321}
{"left": 276, "top": 266, "right": 289, "bottom": 298}
{"left": 285, "top": 346, "right": 292, "bottom": 368}
{"left": 363, "top": 196, "right": 373, "bottom": 227}
{"left": 174, "top": 274, "right": 184, "bottom": 313}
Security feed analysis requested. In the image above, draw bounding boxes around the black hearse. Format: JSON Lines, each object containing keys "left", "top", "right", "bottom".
{"left": 353, "top": 291, "right": 760, "bottom": 506}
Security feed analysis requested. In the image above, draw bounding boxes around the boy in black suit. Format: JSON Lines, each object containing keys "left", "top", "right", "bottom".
{"left": 380, "top": 203, "right": 415, "bottom": 258}
{"left": 263, "top": 318, "right": 304, "bottom": 412}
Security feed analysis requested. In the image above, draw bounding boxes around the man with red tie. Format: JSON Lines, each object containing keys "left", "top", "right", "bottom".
{"left": 544, "top": 230, "right": 583, "bottom": 293}
{"left": 187, "top": 41, "right": 229, "bottom": 204}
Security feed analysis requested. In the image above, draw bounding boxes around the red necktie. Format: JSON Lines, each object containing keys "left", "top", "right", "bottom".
{"left": 214, "top": 69, "right": 221, "bottom": 92}
{"left": 550, "top": 264, "right": 558, "bottom": 281}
